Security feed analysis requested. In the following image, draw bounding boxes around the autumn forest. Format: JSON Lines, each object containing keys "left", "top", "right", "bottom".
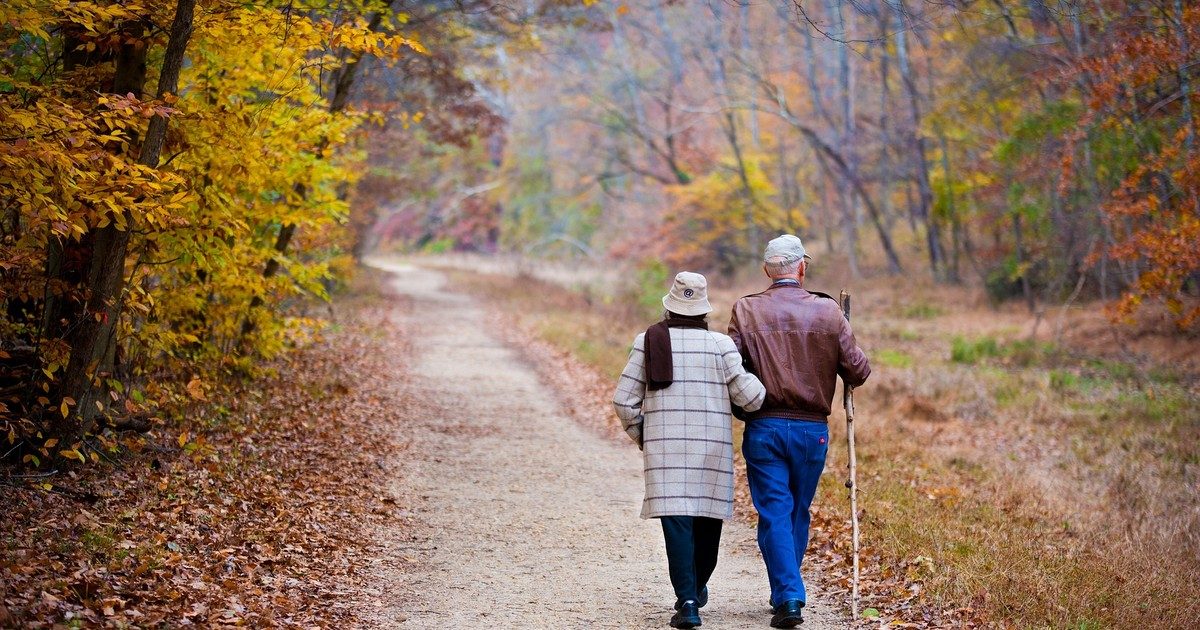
{"left": 1, "top": 0, "right": 1197, "bottom": 627}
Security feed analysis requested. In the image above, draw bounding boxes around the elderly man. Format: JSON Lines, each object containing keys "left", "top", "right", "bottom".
{"left": 728, "top": 235, "right": 871, "bottom": 628}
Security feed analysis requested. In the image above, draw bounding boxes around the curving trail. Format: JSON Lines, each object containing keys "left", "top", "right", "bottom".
{"left": 359, "top": 261, "right": 845, "bottom": 629}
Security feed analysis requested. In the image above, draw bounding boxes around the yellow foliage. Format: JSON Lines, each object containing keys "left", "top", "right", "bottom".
{"left": 0, "top": 0, "right": 423, "bottom": 443}
{"left": 661, "top": 152, "right": 805, "bottom": 272}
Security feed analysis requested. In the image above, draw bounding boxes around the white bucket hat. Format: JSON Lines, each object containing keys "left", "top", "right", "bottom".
{"left": 662, "top": 271, "right": 713, "bottom": 316}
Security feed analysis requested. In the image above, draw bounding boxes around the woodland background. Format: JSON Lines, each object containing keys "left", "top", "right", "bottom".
{"left": 1, "top": 0, "right": 1197, "bottom": 627}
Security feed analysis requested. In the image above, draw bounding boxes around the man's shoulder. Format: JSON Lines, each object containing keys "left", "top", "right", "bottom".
{"left": 733, "top": 288, "right": 772, "bottom": 308}
{"left": 734, "top": 287, "right": 839, "bottom": 304}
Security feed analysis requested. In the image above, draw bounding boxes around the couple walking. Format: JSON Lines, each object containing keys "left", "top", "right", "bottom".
{"left": 612, "top": 235, "right": 871, "bottom": 628}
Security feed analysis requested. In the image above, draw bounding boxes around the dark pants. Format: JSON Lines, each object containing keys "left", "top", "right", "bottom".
{"left": 742, "top": 417, "right": 829, "bottom": 606}
{"left": 660, "top": 515, "right": 723, "bottom": 606}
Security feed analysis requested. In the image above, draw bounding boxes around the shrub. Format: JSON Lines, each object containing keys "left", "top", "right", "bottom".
{"left": 951, "top": 336, "right": 1000, "bottom": 363}
{"left": 633, "top": 259, "right": 671, "bottom": 319}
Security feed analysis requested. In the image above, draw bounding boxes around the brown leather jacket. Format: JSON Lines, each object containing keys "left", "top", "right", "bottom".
{"left": 728, "top": 282, "right": 871, "bottom": 422}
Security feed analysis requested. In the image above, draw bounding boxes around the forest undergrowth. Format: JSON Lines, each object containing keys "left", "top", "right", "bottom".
{"left": 0, "top": 272, "right": 411, "bottom": 627}
{"left": 440, "top": 257, "right": 1200, "bottom": 629}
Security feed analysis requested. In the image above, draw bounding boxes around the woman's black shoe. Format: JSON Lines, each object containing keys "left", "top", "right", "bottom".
{"left": 769, "top": 599, "right": 804, "bottom": 628}
{"left": 670, "top": 600, "right": 702, "bottom": 628}
{"left": 675, "top": 587, "right": 708, "bottom": 610}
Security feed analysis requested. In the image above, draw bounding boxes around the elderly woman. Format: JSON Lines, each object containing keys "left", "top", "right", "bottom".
{"left": 613, "top": 271, "right": 766, "bottom": 629}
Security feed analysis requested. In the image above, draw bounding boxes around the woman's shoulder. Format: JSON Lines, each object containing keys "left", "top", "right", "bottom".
{"left": 680, "top": 329, "right": 735, "bottom": 352}
{"left": 705, "top": 330, "right": 735, "bottom": 345}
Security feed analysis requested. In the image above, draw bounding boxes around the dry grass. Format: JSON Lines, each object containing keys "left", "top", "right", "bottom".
{"left": 432, "top": 257, "right": 1200, "bottom": 629}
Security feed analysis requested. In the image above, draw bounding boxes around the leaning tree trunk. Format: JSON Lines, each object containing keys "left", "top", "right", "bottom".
{"left": 54, "top": 0, "right": 197, "bottom": 444}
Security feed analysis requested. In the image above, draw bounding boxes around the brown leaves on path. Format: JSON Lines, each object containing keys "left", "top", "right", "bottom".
{"left": 0, "top": 281, "right": 413, "bottom": 627}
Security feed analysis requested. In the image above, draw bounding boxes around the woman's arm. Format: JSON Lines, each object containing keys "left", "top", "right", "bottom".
{"left": 718, "top": 335, "right": 766, "bottom": 413}
{"left": 612, "top": 333, "right": 648, "bottom": 447}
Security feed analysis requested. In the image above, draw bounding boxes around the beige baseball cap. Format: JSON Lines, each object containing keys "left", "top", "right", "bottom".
{"left": 763, "top": 234, "right": 812, "bottom": 264}
{"left": 662, "top": 271, "right": 713, "bottom": 316}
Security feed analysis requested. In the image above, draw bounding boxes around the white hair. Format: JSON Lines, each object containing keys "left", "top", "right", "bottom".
{"left": 764, "top": 256, "right": 803, "bottom": 277}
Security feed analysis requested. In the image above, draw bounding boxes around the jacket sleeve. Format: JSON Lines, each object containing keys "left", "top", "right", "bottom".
{"left": 612, "top": 333, "right": 647, "bottom": 446}
{"left": 837, "top": 316, "right": 871, "bottom": 387}
{"left": 717, "top": 336, "right": 766, "bottom": 413}
{"left": 727, "top": 302, "right": 745, "bottom": 355}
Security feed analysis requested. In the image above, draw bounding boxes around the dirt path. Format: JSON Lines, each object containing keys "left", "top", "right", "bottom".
{"left": 360, "top": 261, "right": 845, "bottom": 629}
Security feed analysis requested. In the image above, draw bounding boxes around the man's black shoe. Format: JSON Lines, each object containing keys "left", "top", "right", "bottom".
{"left": 675, "top": 587, "right": 709, "bottom": 610}
{"left": 670, "top": 600, "right": 702, "bottom": 628}
{"left": 770, "top": 599, "right": 804, "bottom": 628}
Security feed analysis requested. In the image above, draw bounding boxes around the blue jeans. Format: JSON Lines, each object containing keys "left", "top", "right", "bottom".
{"left": 742, "top": 417, "right": 829, "bottom": 606}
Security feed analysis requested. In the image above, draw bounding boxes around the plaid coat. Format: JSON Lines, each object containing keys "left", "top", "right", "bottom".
{"left": 613, "top": 327, "right": 766, "bottom": 519}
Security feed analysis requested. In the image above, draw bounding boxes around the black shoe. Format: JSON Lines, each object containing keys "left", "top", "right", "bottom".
{"left": 770, "top": 599, "right": 804, "bottom": 628}
{"left": 670, "top": 600, "right": 702, "bottom": 628}
{"left": 675, "top": 587, "right": 708, "bottom": 610}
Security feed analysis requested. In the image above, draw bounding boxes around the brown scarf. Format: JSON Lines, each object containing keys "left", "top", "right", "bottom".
{"left": 645, "top": 317, "right": 709, "bottom": 391}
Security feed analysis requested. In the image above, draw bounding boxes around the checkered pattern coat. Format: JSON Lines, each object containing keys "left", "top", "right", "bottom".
{"left": 613, "top": 327, "right": 766, "bottom": 519}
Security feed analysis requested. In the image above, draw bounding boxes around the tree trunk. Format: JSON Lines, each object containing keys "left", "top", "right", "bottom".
{"left": 740, "top": 2, "right": 760, "bottom": 148}
{"left": 937, "top": 131, "right": 962, "bottom": 283}
{"left": 1012, "top": 212, "right": 1036, "bottom": 313}
{"left": 877, "top": 1, "right": 896, "bottom": 233}
{"left": 42, "top": 19, "right": 150, "bottom": 347}
{"left": 894, "top": 2, "right": 944, "bottom": 280}
{"left": 706, "top": 2, "right": 760, "bottom": 259}
{"left": 826, "top": 0, "right": 859, "bottom": 278}
{"left": 55, "top": 0, "right": 197, "bottom": 443}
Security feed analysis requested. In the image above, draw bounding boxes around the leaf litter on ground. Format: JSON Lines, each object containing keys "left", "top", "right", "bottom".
{"left": 0, "top": 276, "right": 414, "bottom": 627}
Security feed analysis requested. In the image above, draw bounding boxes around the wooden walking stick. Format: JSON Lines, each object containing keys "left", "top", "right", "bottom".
{"left": 839, "top": 289, "right": 861, "bottom": 619}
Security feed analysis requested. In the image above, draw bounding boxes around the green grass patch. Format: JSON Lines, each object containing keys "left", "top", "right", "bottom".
{"left": 1101, "top": 386, "right": 1191, "bottom": 425}
{"left": 1049, "top": 368, "right": 1079, "bottom": 392}
{"left": 876, "top": 348, "right": 914, "bottom": 369}
{"left": 1084, "top": 357, "right": 1137, "bottom": 380}
{"left": 1000, "top": 339, "right": 1057, "bottom": 367}
{"left": 950, "top": 336, "right": 1062, "bottom": 367}
{"left": 80, "top": 529, "right": 116, "bottom": 556}
{"left": 950, "top": 336, "right": 1000, "bottom": 363}
{"left": 900, "top": 302, "right": 945, "bottom": 319}
{"left": 877, "top": 326, "right": 922, "bottom": 342}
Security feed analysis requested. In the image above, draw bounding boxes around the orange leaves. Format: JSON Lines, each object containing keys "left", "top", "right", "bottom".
{"left": 98, "top": 93, "right": 181, "bottom": 120}
{"left": 185, "top": 377, "right": 206, "bottom": 401}
{"left": 1046, "top": 2, "right": 1200, "bottom": 330}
